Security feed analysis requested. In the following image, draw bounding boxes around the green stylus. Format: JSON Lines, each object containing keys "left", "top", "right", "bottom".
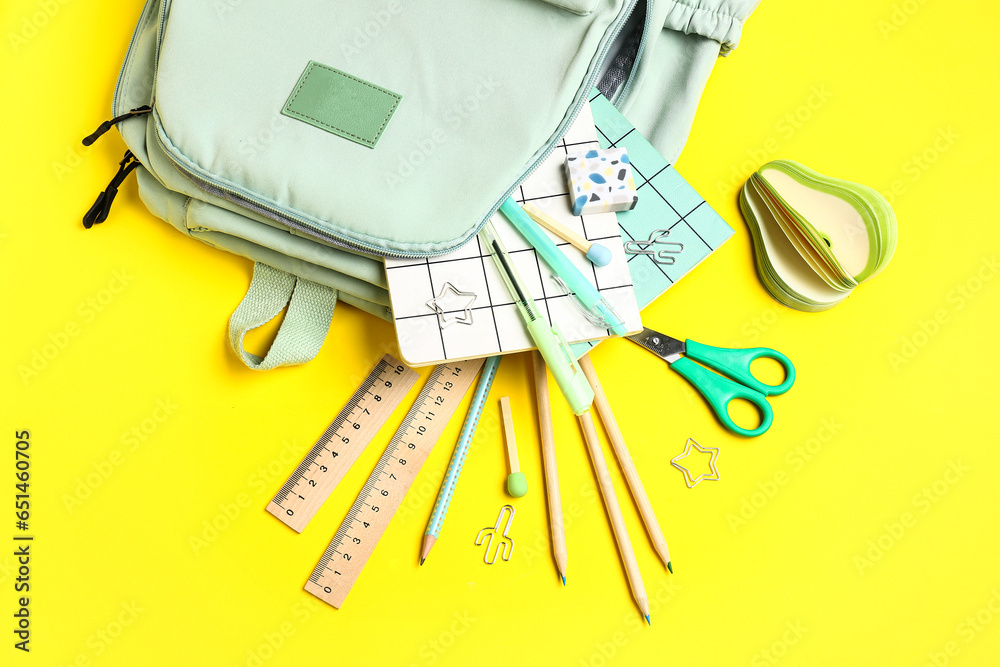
{"left": 499, "top": 198, "right": 627, "bottom": 336}
{"left": 480, "top": 221, "right": 594, "bottom": 416}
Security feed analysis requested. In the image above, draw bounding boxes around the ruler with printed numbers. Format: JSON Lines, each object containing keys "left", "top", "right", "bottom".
{"left": 266, "top": 355, "right": 419, "bottom": 533}
{"left": 305, "top": 358, "right": 485, "bottom": 608}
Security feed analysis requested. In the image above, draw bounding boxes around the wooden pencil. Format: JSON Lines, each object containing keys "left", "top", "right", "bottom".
{"left": 532, "top": 351, "right": 567, "bottom": 585}
{"left": 577, "top": 409, "right": 650, "bottom": 623}
{"left": 579, "top": 354, "right": 672, "bottom": 572}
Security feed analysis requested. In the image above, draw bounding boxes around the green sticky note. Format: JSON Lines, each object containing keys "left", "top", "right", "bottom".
{"left": 282, "top": 61, "right": 401, "bottom": 148}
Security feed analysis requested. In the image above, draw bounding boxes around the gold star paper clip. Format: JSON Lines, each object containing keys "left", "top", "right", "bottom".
{"left": 425, "top": 282, "right": 477, "bottom": 329}
{"left": 670, "top": 438, "right": 720, "bottom": 488}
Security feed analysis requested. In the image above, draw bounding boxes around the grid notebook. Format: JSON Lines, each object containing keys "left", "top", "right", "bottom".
{"left": 385, "top": 102, "right": 643, "bottom": 366}
{"left": 570, "top": 90, "right": 735, "bottom": 357}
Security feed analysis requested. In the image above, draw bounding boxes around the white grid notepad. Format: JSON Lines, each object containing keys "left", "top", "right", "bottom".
{"left": 385, "top": 103, "right": 642, "bottom": 366}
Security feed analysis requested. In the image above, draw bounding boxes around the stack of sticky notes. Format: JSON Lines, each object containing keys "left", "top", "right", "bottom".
{"left": 740, "top": 159, "right": 897, "bottom": 312}
{"left": 566, "top": 147, "right": 638, "bottom": 216}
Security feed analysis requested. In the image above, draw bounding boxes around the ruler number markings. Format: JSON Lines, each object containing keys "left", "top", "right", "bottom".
{"left": 265, "top": 356, "right": 418, "bottom": 533}
{"left": 305, "top": 358, "right": 485, "bottom": 608}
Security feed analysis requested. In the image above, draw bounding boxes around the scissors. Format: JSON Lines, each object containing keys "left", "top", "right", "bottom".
{"left": 625, "top": 327, "right": 795, "bottom": 437}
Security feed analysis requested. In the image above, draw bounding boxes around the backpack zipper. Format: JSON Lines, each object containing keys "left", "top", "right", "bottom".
{"left": 608, "top": 0, "right": 651, "bottom": 106}
{"left": 112, "top": 0, "right": 158, "bottom": 117}
{"left": 82, "top": 105, "right": 153, "bottom": 146}
{"left": 83, "top": 150, "right": 140, "bottom": 228}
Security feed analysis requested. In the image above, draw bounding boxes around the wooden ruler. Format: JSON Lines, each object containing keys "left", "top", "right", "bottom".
{"left": 305, "top": 358, "right": 485, "bottom": 608}
{"left": 266, "top": 355, "right": 419, "bottom": 533}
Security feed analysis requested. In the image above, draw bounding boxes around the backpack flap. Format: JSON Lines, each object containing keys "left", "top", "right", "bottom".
{"left": 147, "top": 0, "right": 635, "bottom": 257}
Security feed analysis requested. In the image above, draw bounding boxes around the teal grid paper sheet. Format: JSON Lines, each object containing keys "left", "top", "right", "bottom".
{"left": 571, "top": 90, "right": 734, "bottom": 357}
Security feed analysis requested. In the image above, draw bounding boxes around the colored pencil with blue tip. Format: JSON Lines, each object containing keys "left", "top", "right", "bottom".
{"left": 579, "top": 355, "right": 672, "bottom": 572}
{"left": 420, "top": 356, "right": 502, "bottom": 565}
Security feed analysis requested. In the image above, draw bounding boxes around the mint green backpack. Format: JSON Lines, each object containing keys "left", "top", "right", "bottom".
{"left": 84, "top": 0, "right": 759, "bottom": 369}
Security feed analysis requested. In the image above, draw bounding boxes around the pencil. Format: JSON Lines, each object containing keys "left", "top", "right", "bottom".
{"left": 420, "top": 355, "right": 502, "bottom": 565}
{"left": 579, "top": 354, "right": 672, "bottom": 572}
{"left": 533, "top": 351, "right": 567, "bottom": 585}
{"left": 577, "top": 409, "right": 650, "bottom": 623}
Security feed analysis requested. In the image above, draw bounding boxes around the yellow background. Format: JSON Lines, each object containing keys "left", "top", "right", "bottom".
{"left": 3, "top": 0, "right": 999, "bottom": 665}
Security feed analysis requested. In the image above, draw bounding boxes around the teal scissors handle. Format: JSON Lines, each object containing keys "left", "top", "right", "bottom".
{"left": 669, "top": 357, "right": 775, "bottom": 437}
{"left": 670, "top": 341, "right": 795, "bottom": 437}
{"left": 683, "top": 340, "right": 795, "bottom": 396}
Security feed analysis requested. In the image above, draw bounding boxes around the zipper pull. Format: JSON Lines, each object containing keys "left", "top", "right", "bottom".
{"left": 82, "top": 105, "right": 152, "bottom": 146}
{"left": 83, "top": 150, "right": 140, "bottom": 229}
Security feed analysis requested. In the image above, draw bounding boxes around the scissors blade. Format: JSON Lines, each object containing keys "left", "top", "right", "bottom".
{"left": 625, "top": 327, "right": 686, "bottom": 363}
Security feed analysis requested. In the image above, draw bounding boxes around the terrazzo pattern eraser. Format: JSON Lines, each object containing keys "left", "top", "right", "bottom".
{"left": 565, "top": 147, "right": 638, "bottom": 216}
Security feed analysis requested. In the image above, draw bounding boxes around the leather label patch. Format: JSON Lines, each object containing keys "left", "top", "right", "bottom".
{"left": 282, "top": 61, "right": 401, "bottom": 148}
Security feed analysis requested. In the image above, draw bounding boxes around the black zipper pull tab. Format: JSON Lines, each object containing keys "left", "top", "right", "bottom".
{"left": 83, "top": 151, "right": 140, "bottom": 229}
{"left": 82, "top": 105, "right": 152, "bottom": 146}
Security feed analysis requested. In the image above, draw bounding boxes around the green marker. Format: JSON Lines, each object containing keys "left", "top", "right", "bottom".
{"left": 480, "top": 221, "right": 594, "bottom": 416}
{"left": 499, "top": 198, "right": 627, "bottom": 336}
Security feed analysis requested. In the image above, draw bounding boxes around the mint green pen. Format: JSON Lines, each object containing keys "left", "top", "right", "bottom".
{"left": 480, "top": 221, "right": 594, "bottom": 416}
{"left": 499, "top": 198, "right": 627, "bottom": 336}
